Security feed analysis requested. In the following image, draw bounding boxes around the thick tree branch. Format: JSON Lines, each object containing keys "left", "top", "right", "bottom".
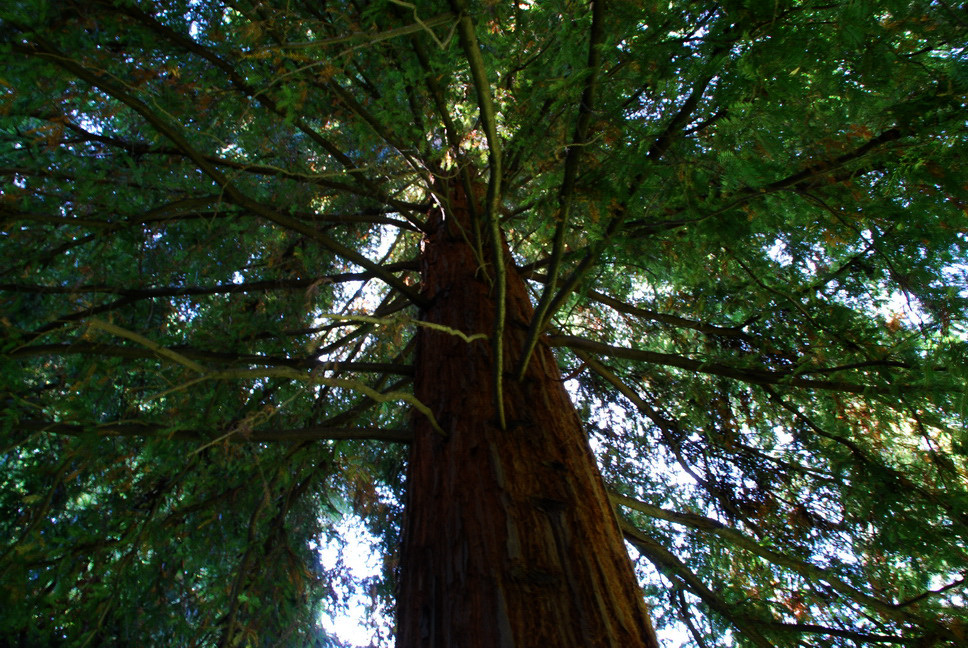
{"left": 514, "top": 59, "right": 722, "bottom": 342}
{"left": 570, "top": 347, "right": 764, "bottom": 527}
{"left": 9, "top": 343, "right": 414, "bottom": 376}
{"left": 548, "top": 334, "right": 890, "bottom": 393}
{"left": 610, "top": 492, "right": 940, "bottom": 631}
{"left": 0, "top": 263, "right": 419, "bottom": 298}
{"left": 525, "top": 270, "right": 751, "bottom": 339}
{"left": 618, "top": 519, "right": 778, "bottom": 648}
{"left": 517, "top": 0, "right": 606, "bottom": 380}
{"left": 750, "top": 621, "right": 921, "bottom": 645}
{"left": 627, "top": 129, "right": 908, "bottom": 235}
{"left": 15, "top": 419, "right": 412, "bottom": 443}
{"left": 254, "top": 11, "right": 455, "bottom": 52}
{"left": 47, "top": 119, "right": 399, "bottom": 203}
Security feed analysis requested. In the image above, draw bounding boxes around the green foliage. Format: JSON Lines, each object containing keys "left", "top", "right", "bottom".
{"left": 1, "top": 0, "right": 966, "bottom": 646}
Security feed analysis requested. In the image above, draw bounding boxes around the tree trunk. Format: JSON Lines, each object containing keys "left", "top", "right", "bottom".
{"left": 397, "top": 179, "right": 660, "bottom": 647}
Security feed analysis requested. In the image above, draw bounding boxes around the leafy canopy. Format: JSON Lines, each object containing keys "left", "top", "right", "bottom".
{"left": 1, "top": 0, "right": 967, "bottom": 646}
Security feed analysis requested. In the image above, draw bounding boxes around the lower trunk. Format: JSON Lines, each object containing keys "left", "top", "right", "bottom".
{"left": 397, "top": 181, "right": 659, "bottom": 647}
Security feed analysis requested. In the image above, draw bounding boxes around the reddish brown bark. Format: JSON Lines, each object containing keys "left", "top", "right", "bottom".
{"left": 397, "top": 180, "right": 659, "bottom": 647}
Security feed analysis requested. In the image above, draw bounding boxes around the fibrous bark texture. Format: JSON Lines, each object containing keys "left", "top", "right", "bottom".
{"left": 397, "top": 180, "right": 660, "bottom": 647}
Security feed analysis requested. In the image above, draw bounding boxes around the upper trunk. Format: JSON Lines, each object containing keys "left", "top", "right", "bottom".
{"left": 397, "top": 179, "right": 660, "bottom": 647}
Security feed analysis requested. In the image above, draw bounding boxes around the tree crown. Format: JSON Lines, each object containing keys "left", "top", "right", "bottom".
{"left": 1, "top": 0, "right": 966, "bottom": 645}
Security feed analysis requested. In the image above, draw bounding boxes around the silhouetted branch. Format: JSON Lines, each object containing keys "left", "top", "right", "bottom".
{"left": 548, "top": 334, "right": 889, "bottom": 393}
{"left": 16, "top": 419, "right": 413, "bottom": 443}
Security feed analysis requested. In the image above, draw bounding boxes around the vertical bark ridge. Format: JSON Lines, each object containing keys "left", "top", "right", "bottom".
{"left": 398, "top": 178, "right": 659, "bottom": 647}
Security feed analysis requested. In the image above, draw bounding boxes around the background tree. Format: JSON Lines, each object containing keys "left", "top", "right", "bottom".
{"left": 2, "top": 0, "right": 967, "bottom": 646}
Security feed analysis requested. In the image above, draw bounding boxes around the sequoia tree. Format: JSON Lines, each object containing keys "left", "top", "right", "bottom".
{"left": 1, "top": 0, "right": 967, "bottom": 646}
